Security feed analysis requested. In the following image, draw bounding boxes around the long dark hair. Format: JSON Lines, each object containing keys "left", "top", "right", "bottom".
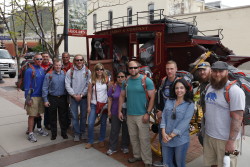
{"left": 170, "top": 78, "right": 194, "bottom": 103}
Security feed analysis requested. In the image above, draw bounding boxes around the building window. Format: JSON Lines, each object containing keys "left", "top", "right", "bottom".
{"left": 148, "top": 3, "right": 154, "bottom": 22}
{"left": 127, "top": 7, "right": 132, "bottom": 25}
{"left": 108, "top": 11, "right": 113, "bottom": 27}
{"left": 93, "top": 14, "right": 97, "bottom": 30}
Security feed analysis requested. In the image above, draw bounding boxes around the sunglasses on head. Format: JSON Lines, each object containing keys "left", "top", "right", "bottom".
{"left": 128, "top": 66, "right": 138, "bottom": 70}
{"left": 35, "top": 58, "right": 43, "bottom": 61}
{"left": 198, "top": 63, "right": 208, "bottom": 67}
{"left": 75, "top": 59, "right": 83, "bottom": 62}
{"left": 96, "top": 68, "right": 104, "bottom": 71}
{"left": 117, "top": 76, "right": 125, "bottom": 78}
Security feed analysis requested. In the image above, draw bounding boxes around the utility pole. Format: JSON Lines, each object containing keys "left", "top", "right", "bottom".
{"left": 64, "top": 0, "right": 68, "bottom": 52}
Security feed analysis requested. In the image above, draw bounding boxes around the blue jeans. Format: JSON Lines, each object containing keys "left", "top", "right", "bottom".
{"left": 88, "top": 103, "right": 108, "bottom": 144}
{"left": 162, "top": 142, "right": 189, "bottom": 167}
{"left": 70, "top": 98, "right": 87, "bottom": 136}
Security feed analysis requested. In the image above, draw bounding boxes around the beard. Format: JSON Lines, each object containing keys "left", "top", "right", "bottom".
{"left": 210, "top": 75, "right": 228, "bottom": 90}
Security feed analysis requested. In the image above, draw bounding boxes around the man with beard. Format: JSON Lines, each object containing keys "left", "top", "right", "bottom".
{"left": 119, "top": 61, "right": 155, "bottom": 167}
{"left": 203, "top": 61, "right": 245, "bottom": 167}
{"left": 196, "top": 62, "right": 211, "bottom": 146}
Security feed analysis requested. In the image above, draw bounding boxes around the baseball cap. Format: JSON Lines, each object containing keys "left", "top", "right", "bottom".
{"left": 211, "top": 61, "right": 228, "bottom": 70}
{"left": 197, "top": 62, "right": 210, "bottom": 69}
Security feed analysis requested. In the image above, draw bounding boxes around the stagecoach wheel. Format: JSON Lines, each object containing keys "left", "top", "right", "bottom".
{"left": 149, "top": 112, "right": 162, "bottom": 157}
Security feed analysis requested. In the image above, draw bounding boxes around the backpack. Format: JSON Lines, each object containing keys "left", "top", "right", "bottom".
{"left": 226, "top": 67, "right": 250, "bottom": 125}
{"left": 17, "top": 61, "right": 36, "bottom": 91}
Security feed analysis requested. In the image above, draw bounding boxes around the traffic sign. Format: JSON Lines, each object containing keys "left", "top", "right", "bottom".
{"left": 0, "top": 36, "right": 11, "bottom": 40}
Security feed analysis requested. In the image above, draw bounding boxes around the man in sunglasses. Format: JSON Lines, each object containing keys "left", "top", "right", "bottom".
{"left": 119, "top": 61, "right": 155, "bottom": 167}
{"left": 24, "top": 54, "right": 49, "bottom": 143}
{"left": 62, "top": 52, "right": 73, "bottom": 72}
{"left": 65, "top": 54, "right": 91, "bottom": 142}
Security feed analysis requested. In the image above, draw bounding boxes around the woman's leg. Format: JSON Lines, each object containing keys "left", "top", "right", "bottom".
{"left": 162, "top": 145, "right": 175, "bottom": 167}
{"left": 109, "top": 115, "right": 121, "bottom": 150}
{"left": 87, "top": 104, "right": 97, "bottom": 144}
{"left": 174, "top": 142, "right": 189, "bottom": 167}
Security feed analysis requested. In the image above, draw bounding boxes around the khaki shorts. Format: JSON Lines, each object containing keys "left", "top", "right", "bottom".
{"left": 26, "top": 97, "right": 45, "bottom": 116}
{"left": 203, "top": 134, "right": 239, "bottom": 167}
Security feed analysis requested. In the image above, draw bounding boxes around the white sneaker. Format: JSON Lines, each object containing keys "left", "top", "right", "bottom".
{"left": 121, "top": 148, "right": 129, "bottom": 154}
{"left": 37, "top": 128, "right": 49, "bottom": 136}
{"left": 106, "top": 149, "right": 117, "bottom": 155}
{"left": 28, "top": 133, "right": 37, "bottom": 143}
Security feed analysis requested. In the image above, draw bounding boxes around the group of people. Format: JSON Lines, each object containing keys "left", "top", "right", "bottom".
{"left": 23, "top": 52, "right": 245, "bottom": 167}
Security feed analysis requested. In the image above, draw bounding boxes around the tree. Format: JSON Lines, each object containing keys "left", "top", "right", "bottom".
{"left": 0, "top": 0, "right": 64, "bottom": 62}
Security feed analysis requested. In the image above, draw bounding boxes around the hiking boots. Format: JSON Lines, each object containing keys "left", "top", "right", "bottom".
{"left": 37, "top": 128, "right": 49, "bottom": 136}
{"left": 28, "top": 133, "right": 37, "bottom": 143}
{"left": 98, "top": 141, "right": 105, "bottom": 147}
{"left": 128, "top": 157, "right": 142, "bottom": 163}
{"left": 85, "top": 143, "right": 92, "bottom": 149}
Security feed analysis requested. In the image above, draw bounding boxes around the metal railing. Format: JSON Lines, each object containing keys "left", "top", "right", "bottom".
{"left": 94, "top": 9, "right": 165, "bottom": 31}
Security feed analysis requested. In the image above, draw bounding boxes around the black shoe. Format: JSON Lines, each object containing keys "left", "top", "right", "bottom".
{"left": 45, "top": 125, "right": 51, "bottom": 130}
{"left": 61, "top": 134, "right": 68, "bottom": 139}
{"left": 51, "top": 135, "right": 56, "bottom": 140}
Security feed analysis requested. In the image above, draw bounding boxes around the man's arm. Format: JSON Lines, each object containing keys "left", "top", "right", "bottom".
{"left": 142, "top": 89, "right": 155, "bottom": 123}
{"left": 65, "top": 70, "right": 74, "bottom": 96}
{"left": 225, "top": 110, "right": 243, "bottom": 153}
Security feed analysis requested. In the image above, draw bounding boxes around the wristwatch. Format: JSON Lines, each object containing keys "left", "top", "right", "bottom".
{"left": 146, "top": 111, "right": 152, "bottom": 115}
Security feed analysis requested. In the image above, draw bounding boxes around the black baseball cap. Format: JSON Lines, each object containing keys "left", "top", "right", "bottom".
{"left": 211, "top": 61, "right": 228, "bottom": 70}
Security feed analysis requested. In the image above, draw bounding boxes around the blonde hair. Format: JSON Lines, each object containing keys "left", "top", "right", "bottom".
{"left": 91, "top": 63, "right": 108, "bottom": 84}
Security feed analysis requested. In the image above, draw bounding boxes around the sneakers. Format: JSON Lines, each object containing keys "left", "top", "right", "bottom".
{"left": 85, "top": 143, "right": 92, "bottom": 149}
{"left": 27, "top": 133, "right": 37, "bottom": 143}
{"left": 106, "top": 149, "right": 117, "bottom": 156}
{"left": 74, "top": 135, "right": 80, "bottom": 142}
{"left": 152, "top": 161, "right": 164, "bottom": 167}
{"left": 81, "top": 133, "right": 87, "bottom": 140}
{"left": 121, "top": 148, "right": 129, "bottom": 154}
{"left": 37, "top": 128, "right": 49, "bottom": 136}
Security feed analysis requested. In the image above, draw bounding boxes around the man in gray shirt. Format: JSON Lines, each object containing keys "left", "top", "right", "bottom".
{"left": 203, "top": 61, "right": 245, "bottom": 167}
{"left": 65, "top": 54, "right": 91, "bottom": 141}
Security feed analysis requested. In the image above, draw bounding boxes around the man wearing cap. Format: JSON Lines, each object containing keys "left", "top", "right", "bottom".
{"left": 203, "top": 61, "right": 245, "bottom": 167}
{"left": 196, "top": 62, "right": 211, "bottom": 146}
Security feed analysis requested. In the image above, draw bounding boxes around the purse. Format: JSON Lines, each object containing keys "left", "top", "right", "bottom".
{"left": 94, "top": 84, "right": 107, "bottom": 114}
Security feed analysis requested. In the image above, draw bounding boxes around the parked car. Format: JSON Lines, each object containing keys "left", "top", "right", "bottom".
{"left": 0, "top": 49, "right": 17, "bottom": 78}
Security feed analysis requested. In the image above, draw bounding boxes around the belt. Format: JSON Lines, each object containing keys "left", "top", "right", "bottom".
{"left": 49, "top": 94, "right": 66, "bottom": 98}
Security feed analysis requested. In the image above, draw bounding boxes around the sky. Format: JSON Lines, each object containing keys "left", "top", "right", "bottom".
{"left": 205, "top": 0, "right": 250, "bottom": 7}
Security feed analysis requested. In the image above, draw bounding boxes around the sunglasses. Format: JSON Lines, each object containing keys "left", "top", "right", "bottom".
{"left": 96, "top": 68, "right": 104, "bottom": 71}
{"left": 75, "top": 59, "right": 83, "bottom": 62}
{"left": 35, "top": 58, "right": 43, "bottom": 61}
{"left": 171, "top": 113, "right": 176, "bottom": 120}
{"left": 117, "top": 76, "right": 125, "bottom": 78}
{"left": 128, "top": 67, "right": 138, "bottom": 70}
{"left": 198, "top": 63, "right": 209, "bottom": 67}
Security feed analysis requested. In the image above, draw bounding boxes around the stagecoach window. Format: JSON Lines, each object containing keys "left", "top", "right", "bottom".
{"left": 127, "top": 7, "right": 132, "bottom": 25}
{"left": 108, "top": 11, "right": 113, "bottom": 27}
{"left": 148, "top": 3, "right": 154, "bottom": 22}
{"left": 93, "top": 14, "right": 97, "bottom": 30}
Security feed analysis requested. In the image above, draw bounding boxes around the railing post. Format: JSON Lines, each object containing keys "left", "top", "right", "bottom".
{"left": 137, "top": 12, "right": 138, "bottom": 25}
{"left": 123, "top": 17, "right": 124, "bottom": 27}
{"left": 101, "top": 22, "right": 102, "bottom": 31}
